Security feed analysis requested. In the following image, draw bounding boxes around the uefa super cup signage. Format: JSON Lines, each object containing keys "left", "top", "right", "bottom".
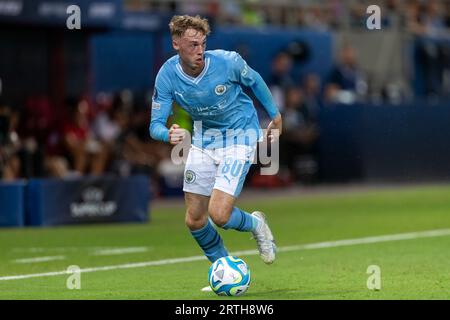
{"left": 70, "top": 186, "right": 117, "bottom": 218}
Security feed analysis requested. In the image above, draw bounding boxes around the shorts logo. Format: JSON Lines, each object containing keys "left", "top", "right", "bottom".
{"left": 152, "top": 102, "right": 160, "bottom": 110}
{"left": 185, "top": 170, "right": 196, "bottom": 184}
{"left": 214, "top": 84, "right": 227, "bottom": 96}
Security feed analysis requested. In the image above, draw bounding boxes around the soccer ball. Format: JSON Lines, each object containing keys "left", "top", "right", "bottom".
{"left": 208, "top": 256, "right": 251, "bottom": 296}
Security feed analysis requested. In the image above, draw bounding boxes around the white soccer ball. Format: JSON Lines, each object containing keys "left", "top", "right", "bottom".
{"left": 208, "top": 256, "right": 251, "bottom": 296}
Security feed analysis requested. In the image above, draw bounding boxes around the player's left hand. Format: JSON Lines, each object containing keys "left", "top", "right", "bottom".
{"left": 266, "top": 113, "right": 282, "bottom": 143}
{"left": 169, "top": 124, "right": 188, "bottom": 145}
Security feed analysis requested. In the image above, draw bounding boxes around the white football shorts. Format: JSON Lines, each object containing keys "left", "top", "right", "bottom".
{"left": 183, "top": 144, "right": 256, "bottom": 197}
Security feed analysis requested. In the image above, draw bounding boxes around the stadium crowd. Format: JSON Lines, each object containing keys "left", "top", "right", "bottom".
{"left": 1, "top": 38, "right": 368, "bottom": 186}
{"left": 130, "top": 0, "right": 450, "bottom": 99}
{"left": 0, "top": 41, "right": 390, "bottom": 188}
{"left": 126, "top": 0, "right": 450, "bottom": 32}
{"left": 0, "top": 92, "right": 170, "bottom": 188}
{"left": 1, "top": 0, "right": 450, "bottom": 190}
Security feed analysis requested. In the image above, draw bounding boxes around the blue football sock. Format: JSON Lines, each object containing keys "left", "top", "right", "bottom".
{"left": 190, "top": 219, "right": 228, "bottom": 263}
{"left": 222, "top": 207, "right": 259, "bottom": 232}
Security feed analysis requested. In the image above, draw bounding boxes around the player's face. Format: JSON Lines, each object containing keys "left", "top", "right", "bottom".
{"left": 173, "top": 28, "right": 206, "bottom": 75}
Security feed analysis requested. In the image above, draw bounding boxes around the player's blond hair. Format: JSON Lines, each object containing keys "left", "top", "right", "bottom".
{"left": 169, "top": 15, "right": 211, "bottom": 38}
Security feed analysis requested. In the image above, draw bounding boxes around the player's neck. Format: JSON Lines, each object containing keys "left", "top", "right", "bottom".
{"left": 180, "top": 60, "right": 205, "bottom": 78}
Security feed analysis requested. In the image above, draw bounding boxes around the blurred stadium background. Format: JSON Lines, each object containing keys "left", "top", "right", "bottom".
{"left": 1, "top": 0, "right": 450, "bottom": 190}
{"left": 1, "top": 0, "right": 450, "bottom": 300}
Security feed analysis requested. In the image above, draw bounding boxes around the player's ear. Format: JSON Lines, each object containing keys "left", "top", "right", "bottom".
{"left": 172, "top": 37, "right": 180, "bottom": 51}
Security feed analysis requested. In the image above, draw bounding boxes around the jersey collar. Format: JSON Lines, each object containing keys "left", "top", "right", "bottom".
{"left": 176, "top": 57, "right": 210, "bottom": 85}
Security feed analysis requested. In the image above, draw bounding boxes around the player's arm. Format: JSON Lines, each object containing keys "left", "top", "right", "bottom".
{"left": 231, "top": 53, "right": 282, "bottom": 142}
{"left": 247, "top": 72, "right": 282, "bottom": 142}
{"left": 149, "top": 69, "right": 187, "bottom": 145}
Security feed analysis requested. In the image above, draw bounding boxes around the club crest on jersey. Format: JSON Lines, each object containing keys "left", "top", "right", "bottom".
{"left": 214, "top": 84, "right": 227, "bottom": 96}
{"left": 185, "top": 170, "right": 196, "bottom": 184}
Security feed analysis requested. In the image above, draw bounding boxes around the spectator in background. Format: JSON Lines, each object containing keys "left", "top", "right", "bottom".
{"left": 262, "top": 4, "right": 288, "bottom": 27}
{"left": 19, "top": 96, "right": 54, "bottom": 177}
{"left": 96, "top": 95, "right": 145, "bottom": 177}
{"left": 384, "top": 0, "right": 402, "bottom": 29}
{"left": 269, "top": 51, "right": 295, "bottom": 112}
{"left": 112, "top": 105, "right": 168, "bottom": 177}
{"left": 303, "top": 5, "right": 330, "bottom": 31}
{"left": 1, "top": 96, "right": 69, "bottom": 179}
{"left": 324, "top": 44, "right": 367, "bottom": 104}
{"left": 242, "top": 2, "right": 265, "bottom": 27}
{"left": 62, "top": 97, "right": 108, "bottom": 176}
{"left": 407, "top": 0, "right": 447, "bottom": 36}
{"left": 422, "top": 0, "right": 446, "bottom": 37}
{"left": 302, "top": 73, "right": 322, "bottom": 119}
{"left": 43, "top": 95, "right": 77, "bottom": 178}
{"left": 270, "top": 51, "right": 295, "bottom": 88}
{"left": 0, "top": 100, "right": 21, "bottom": 180}
{"left": 91, "top": 91, "right": 169, "bottom": 196}
{"left": 280, "top": 86, "right": 319, "bottom": 183}
{"left": 408, "top": 0, "right": 449, "bottom": 98}
{"left": 219, "top": 0, "right": 242, "bottom": 25}
{"left": 43, "top": 126, "right": 69, "bottom": 178}
{"left": 92, "top": 94, "right": 126, "bottom": 156}
{"left": 445, "top": 1, "right": 450, "bottom": 29}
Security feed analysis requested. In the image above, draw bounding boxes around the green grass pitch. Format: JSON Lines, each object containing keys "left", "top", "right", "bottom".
{"left": 0, "top": 185, "right": 449, "bottom": 299}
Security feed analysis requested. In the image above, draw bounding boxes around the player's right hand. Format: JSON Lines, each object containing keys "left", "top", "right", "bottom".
{"left": 266, "top": 113, "right": 283, "bottom": 143}
{"left": 168, "top": 124, "right": 188, "bottom": 145}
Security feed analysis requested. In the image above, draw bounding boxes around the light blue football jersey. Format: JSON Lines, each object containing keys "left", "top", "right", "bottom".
{"left": 150, "top": 49, "right": 279, "bottom": 149}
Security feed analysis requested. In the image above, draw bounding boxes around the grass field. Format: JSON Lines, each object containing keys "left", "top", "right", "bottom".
{"left": 0, "top": 185, "right": 450, "bottom": 300}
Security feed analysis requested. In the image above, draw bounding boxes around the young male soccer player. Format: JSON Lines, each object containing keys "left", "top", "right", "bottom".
{"left": 150, "top": 15, "right": 282, "bottom": 268}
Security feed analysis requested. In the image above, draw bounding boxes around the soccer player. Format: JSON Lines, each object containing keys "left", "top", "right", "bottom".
{"left": 150, "top": 15, "right": 282, "bottom": 269}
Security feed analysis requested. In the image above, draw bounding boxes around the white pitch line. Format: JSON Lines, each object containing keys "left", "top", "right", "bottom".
{"left": 1, "top": 228, "right": 450, "bottom": 281}
{"left": 233, "top": 228, "right": 450, "bottom": 256}
{"left": 0, "top": 256, "right": 207, "bottom": 281}
{"left": 12, "top": 256, "right": 66, "bottom": 264}
{"left": 92, "top": 247, "right": 149, "bottom": 256}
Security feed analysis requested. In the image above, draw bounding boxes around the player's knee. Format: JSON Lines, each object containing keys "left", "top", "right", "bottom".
{"left": 209, "top": 214, "right": 228, "bottom": 228}
{"left": 185, "top": 211, "right": 208, "bottom": 231}
{"left": 208, "top": 205, "right": 230, "bottom": 228}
